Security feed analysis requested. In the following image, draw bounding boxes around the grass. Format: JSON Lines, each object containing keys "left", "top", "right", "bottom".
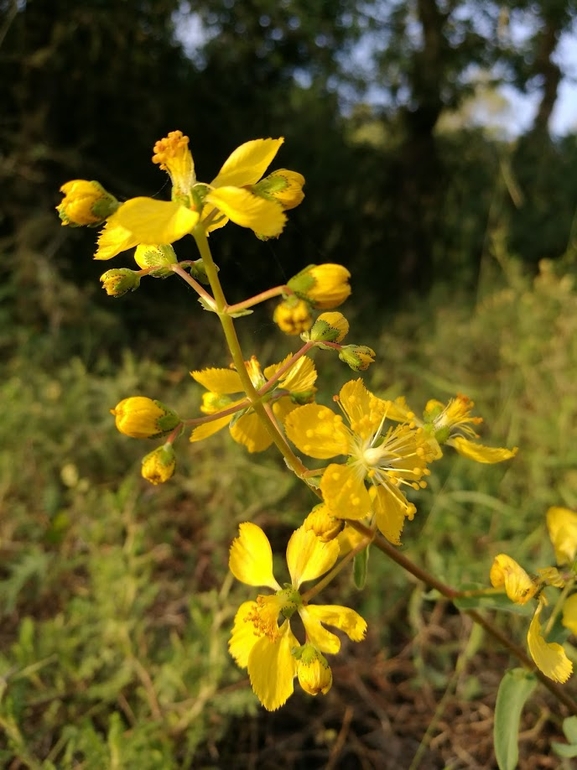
{"left": 2, "top": 251, "right": 577, "bottom": 767}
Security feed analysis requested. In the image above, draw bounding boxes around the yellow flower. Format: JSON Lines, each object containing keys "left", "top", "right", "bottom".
{"left": 228, "top": 522, "right": 367, "bottom": 711}
{"left": 546, "top": 506, "right": 577, "bottom": 565}
{"left": 111, "top": 396, "right": 180, "bottom": 439}
{"left": 284, "top": 379, "right": 436, "bottom": 544}
{"left": 96, "top": 132, "right": 299, "bottom": 259}
{"left": 190, "top": 355, "right": 317, "bottom": 452}
{"left": 287, "top": 264, "right": 351, "bottom": 310}
{"left": 489, "top": 554, "right": 538, "bottom": 604}
{"left": 273, "top": 297, "right": 313, "bottom": 335}
{"left": 57, "top": 180, "right": 119, "bottom": 227}
{"left": 527, "top": 599, "right": 573, "bottom": 683}
{"left": 385, "top": 394, "right": 518, "bottom": 463}
{"left": 141, "top": 444, "right": 176, "bottom": 485}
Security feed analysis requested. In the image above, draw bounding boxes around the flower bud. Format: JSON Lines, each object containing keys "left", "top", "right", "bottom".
{"left": 294, "top": 645, "right": 332, "bottom": 696}
{"left": 288, "top": 264, "right": 351, "bottom": 310}
{"left": 490, "top": 554, "right": 538, "bottom": 604}
{"left": 252, "top": 169, "right": 305, "bottom": 210}
{"left": 100, "top": 268, "right": 141, "bottom": 297}
{"left": 338, "top": 345, "right": 376, "bottom": 371}
{"left": 57, "top": 180, "right": 119, "bottom": 227}
{"left": 273, "top": 297, "right": 312, "bottom": 336}
{"left": 306, "top": 312, "right": 349, "bottom": 343}
{"left": 111, "top": 396, "right": 180, "bottom": 439}
{"left": 303, "top": 504, "right": 343, "bottom": 542}
{"left": 134, "top": 244, "right": 178, "bottom": 278}
{"left": 141, "top": 443, "right": 176, "bottom": 485}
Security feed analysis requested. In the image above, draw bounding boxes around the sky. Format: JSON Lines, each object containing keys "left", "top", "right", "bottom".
{"left": 174, "top": 7, "right": 577, "bottom": 137}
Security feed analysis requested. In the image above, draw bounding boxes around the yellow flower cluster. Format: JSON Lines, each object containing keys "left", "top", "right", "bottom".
{"left": 58, "top": 131, "right": 525, "bottom": 717}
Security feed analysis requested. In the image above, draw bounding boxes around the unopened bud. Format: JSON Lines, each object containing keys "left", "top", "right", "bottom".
{"left": 273, "top": 297, "right": 312, "bottom": 335}
{"left": 288, "top": 264, "right": 351, "bottom": 309}
{"left": 100, "top": 268, "right": 141, "bottom": 297}
{"left": 57, "top": 180, "right": 119, "bottom": 227}
{"left": 252, "top": 169, "right": 305, "bottom": 210}
{"left": 338, "top": 344, "right": 376, "bottom": 371}
{"left": 111, "top": 396, "right": 180, "bottom": 439}
{"left": 134, "top": 244, "right": 177, "bottom": 278}
{"left": 141, "top": 443, "right": 176, "bottom": 485}
{"left": 306, "top": 312, "right": 349, "bottom": 343}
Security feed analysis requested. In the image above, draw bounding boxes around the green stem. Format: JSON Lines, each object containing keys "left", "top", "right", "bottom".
{"left": 191, "top": 226, "right": 309, "bottom": 477}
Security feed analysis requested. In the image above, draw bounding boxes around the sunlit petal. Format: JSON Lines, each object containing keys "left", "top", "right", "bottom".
{"left": 284, "top": 404, "right": 350, "bottom": 459}
{"left": 230, "top": 412, "right": 273, "bottom": 453}
{"left": 527, "top": 602, "right": 572, "bottom": 683}
{"left": 562, "top": 593, "right": 577, "bottom": 636}
{"left": 229, "top": 601, "right": 260, "bottom": 668}
{"left": 320, "top": 463, "right": 372, "bottom": 520}
{"left": 247, "top": 621, "right": 298, "bottom": 711}
{"left": 113, "top": 198, "right": 198, "bottom": 244}
{"left": 449, "top": 437, "right": 518, "bottom": 464}
{"left": 546, "top": 506, "right": 577, "bottom": 565}
{"left": 191, "top": 367, "right": 244, "bottom": 394}
{"left": 286, "top": 527, "right": 339, "bottom": 587}
{"left": 304, "top": 604, "right": 367, "bottom": 642}
{"left": 206, "top": 187, "right": 286, "bottom": 237}
{"left": 229, "top": 522, "right": 280, "bottom": 590}
{"left": 212, "top": 138, "right": 284, "bottom": 188}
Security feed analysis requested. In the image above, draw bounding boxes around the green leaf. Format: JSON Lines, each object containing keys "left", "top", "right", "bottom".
{"left": 563, "top": 715, "right": 577, "bottom": 744}
{"left": 552, "top": 742, "right": 577, "bottom": 758}
{"left": 353, "top": 546, "right": 369, "bottom": 590}
{"left": 494, "top": 668, "right": 537, "bottom": 770}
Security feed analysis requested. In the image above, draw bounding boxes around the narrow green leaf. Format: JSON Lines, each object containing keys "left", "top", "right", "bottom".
{"left": 494, "top": 668, "right": 537, "bottom": 770}
{"left": 552, "top": 742, "right": 577, "bottom": 758}
{"left": 563, "top": 715, "right": 577, "bottom": 744}
{"left": 353, "top": 546, "right": 369, "bottom": 590}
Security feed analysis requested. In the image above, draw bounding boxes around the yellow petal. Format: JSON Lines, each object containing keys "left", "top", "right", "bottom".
{"left": 527, "top": 602, "right": 572, "bottom": 683}
{"left": 382, "top": 396, "right": 414, "bottom": 423}
{"left": 286, "top": 527, "right": 339, "bottom": 587}
{"left": 546, "top": 506, "right": 577, "bottom": 565}
{"left": 212, "top": 138, "right": 284, "bottom": 188}
{"left": 191, "top": 367, "right": 243, "bottom": 394}
{"left": 371, "top": 486, "right": 408, "bottom": 545}
{"left": 449, "top": 436, "right": 518, "bottom": 463}
{"left": 284, "top": 404, "right": 349, "bottom": 459}
{"left": 264, "top": 354, "right": 318, "bottom": 393}
{"left": 229, "top": 600, "right": 260, "bottom": 668}
{"left": 338, "top": 379, "right": 388, "bottom": 441}
{"left": 189, "top": 413, "right": 233, "bottom": 442}
{"left": 298, "top": 607, "right": 341, "bottom": 654}
{"left": 229, "top": 522, "right": 280, "bottom": 590}
{"left": 94, "top": 219, "right": 141, "bottom": 260}
{"left": 230, "top": 412, "right": 273, "bottom": 453}
{"left": 320, "top": 464, "right": 372, "bottom": 520}
{"left": 206, "top": 187, "right": 286, "bottom": 237}
{"left": 489, "top": 554, "right": 538, "bottom": 604}
{"left": 271, "top": 397, "right": 299, "bottom": 425}
{"left": 562, "top": 593, "right": 577, "bottom": 636}
{"left": 303, "top": 604, "right": 367, "bottom": 643}
{"left": 112, "top": 198, "right": 199, "bottom": 244}
{"left": 247, "top": 621, "right": 298, "bottom": 711}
